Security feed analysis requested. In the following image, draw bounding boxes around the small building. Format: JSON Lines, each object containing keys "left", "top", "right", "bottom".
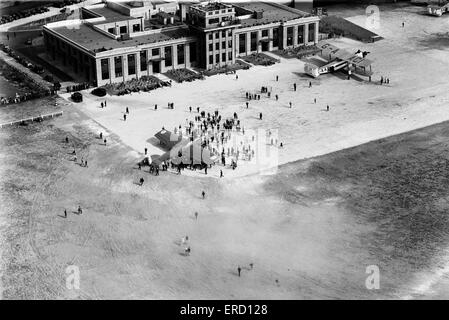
{"left": 154, "top": 129, "right": 185, "bottom": 149}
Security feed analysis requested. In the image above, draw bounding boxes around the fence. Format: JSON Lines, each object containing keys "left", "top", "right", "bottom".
{"left": 0, "top": 111, "right": 63, "bottom": 129}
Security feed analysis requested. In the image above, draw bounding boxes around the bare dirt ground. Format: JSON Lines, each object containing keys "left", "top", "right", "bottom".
{"left": 2, "top": 3, "right": 449, "bottom": 299}
{"left": 2, "top": 95, "right": 449, "bottom": 299}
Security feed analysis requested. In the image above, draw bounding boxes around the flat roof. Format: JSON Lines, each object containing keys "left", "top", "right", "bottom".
{"left": 51, "top": 24, "right": 192, "bottom": 53}
{"left": 89, "top": 6, "right": 135, "bottom": 24}
{"left": 234, "top": 2, "right": 312, "bottom": 28}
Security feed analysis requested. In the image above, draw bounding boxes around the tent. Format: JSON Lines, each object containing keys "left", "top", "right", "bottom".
{"left": 154, "top": 129, "right": 185, "bottom": 149}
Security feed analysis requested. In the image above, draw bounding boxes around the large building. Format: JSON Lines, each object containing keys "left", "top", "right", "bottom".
{"left": 43, "top": 1, "right": 320, "bottom": 86}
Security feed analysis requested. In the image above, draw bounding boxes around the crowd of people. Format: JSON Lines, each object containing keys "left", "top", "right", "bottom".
{"left": 0, "top": 89, "right": 55, "bottom": 105}
{"left": 66, "top": 82, "right": 90, "bottom": 93}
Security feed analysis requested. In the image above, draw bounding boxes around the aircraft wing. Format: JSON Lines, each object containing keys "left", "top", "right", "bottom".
{"left": 317, "top": 41, "right": 373, "bottom": 67}
{"left": 342, "top": 55, "right": 373, "bottom": 68}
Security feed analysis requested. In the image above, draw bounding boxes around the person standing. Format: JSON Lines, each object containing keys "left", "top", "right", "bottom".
{"left": 220, "top": 170, "right": 223, "bottom": 178}
{"left": 101, "top": 102, "right": 104, "bottom": 108}
{"left": 246, "top": 102, "right": 249, "bottom": 108}
{"left": 154, "top": 104, "right": 157, "bottom": 110}
{"left": 276, "top": 75, "right": 279, "bottom": 81}
{"left": 123, "top": 114, "right": 127, "bottom": 121}
{"left": 100, "top": 132, "right": 103, "bottom": 139}
{"left": 145, "top": 147, "right": 148, "bottom": 155}
{"left": 326, "top": 105, "right": 329, "bottom": 112}
{"left": 104, "top": 139, "right": 107, "bottom": 146}
{"left": 65, "top": 136, "right": 69, "bottom": 143}
{"left": 275, "top": 94, "right": 278, "bottom": 101}
{"left": 126, "top": 107, "right": 129, "bottom": 114}
{"left": 293, "top": 83, "right": 296, "bottom": 91}
{"left": 104, "top": 100, "right": 107, "bottom": 107}
{"left": 237, "top": 266, "right": 241, "bottom": 277}
{"left": 259, "top": 112, "right": 263, "bottom": 120}
{"left": 289, "top": 102, "right": 292, "bottom": 108}
{"left": 195, "top": 211, "right": 198, "bottom": 219}
{"left": 309, "top": 81, "right": 312, "bottom": 88}
{"left": 140, "top": 177, "right": 144, "bottom": 186}
{"left": 314, "top": 98, "right": 317, "bottom": 104}
{"left": 202, "top": 191, "right": 205, "bottom": 199}
{"left": 64, "top": 209, "right": 67, "bottom": 218}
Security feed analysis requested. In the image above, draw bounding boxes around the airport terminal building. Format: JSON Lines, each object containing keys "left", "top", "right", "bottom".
{"left": 43, "top": 1, "right": 320, "bottom": 86}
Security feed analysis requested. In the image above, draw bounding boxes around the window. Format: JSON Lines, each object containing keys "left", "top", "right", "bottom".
{"left": 287, "top": 27, "right": 293, "bottom": 46}
{"left": 273, "top": 28, "right": 279, "bottom": 47}
{"left": 228, "top": 51, "right": 232, "bottom": 61}
{"left": 228, "top": 30, "right": 232, "bottom": 36}
{"left": 164, "top": 46, "right": 172, "bottom": 67}
{"left": 132, "top": 24, "right": 140, "bottom": 32}
{"left": 308, "top": 23, "right": 316, "bottom": 42}
{"left": 262, "top": 29, "right": 268, "bottom": 37}
{"left": 100, "top": 58, "right": 109, "bottom": 80}
{"left": 152, "top": 48, "right": 160, "bottom": 56}
{"left": 128, "top": 54, "right": 136, "bottom": 75}
{"left": 114, "top": 56, "right": 122, "bottom": 77}
{"left": 209, "top": 34, "right": 213, "bottom": 40}
{"left": 177, "top": 44, "right": 185, "bottom": 65}
{"left": 298, "top": 25, "right": 304, "bottom": 44}
{"left": 222, "top": 41, "right": 226, "bottom": 49}
{"left": 222, "top": 30, "right": 226, "bottom": 37}
{"left": 215, "top": 32, "right": 219, "bottom": 39}
{"left": 239, "top": 33, "right": 246, "bottom": 54}
{"left": 215, "top": 42, "right": 219, "bottom": 50}
{"left": 190, "top": 43, "right": 197, "bottom": 63}
{"left": 140, "top": 50, "right": 147, "bottom": 71}
{"left": 209, "top": 54, "right": 213, "bottom": 65}
{"left": 222, "top": 52, "right": 226, "bottom": 62}
{"left": 119, "top": 25, "right": 127, "bottom": 34}
{"left": 228, "top": 40, "right": 232, "bottom": 48}
{"left": 108, "top": 27, "right": 115, "bottom": 34}
{"left": 215, "top": 54, "right": 219, "bottom": 63}
{"left": 250, "top": 32, "right": 257, "bottom": 51}
{"left": 209, "top": 43, "right": 213, "bottom": 51}
{"left": 209, "top": 18, "right": 219, "bottom": 24}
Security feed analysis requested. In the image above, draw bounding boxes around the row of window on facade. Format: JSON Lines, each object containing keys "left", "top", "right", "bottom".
{"left": 208, "top": 29, "right": 233, "bottom": 40}
{"left": 237, "top": 24, "right": 316, "bottom": 54}
{"left": 208, "top": 51, "right": 233, "bottom": 65}
{"left": 100, "top": 43, "right": 197, "bottom": 80}
{"left": 209, "top": 40, "right": 233, "bottom": 51}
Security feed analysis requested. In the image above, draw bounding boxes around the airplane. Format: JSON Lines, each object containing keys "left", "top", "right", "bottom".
{"left": 304, "top": 41, "right": 374, "bottom": 79}
{"left": 427, "top": 1, "right": 449, "bottom": 16}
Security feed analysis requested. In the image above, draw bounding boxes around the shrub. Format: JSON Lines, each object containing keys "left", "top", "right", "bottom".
{"left": 71, "top": 92, "right": 83, "bottom": 103}
{"left": 91, "top": 87, "right": 107, "bottom": 97}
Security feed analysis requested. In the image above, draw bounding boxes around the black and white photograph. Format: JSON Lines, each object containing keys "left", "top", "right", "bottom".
{"left": 0, "top": 0, "right": 448, "bottom": 307}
